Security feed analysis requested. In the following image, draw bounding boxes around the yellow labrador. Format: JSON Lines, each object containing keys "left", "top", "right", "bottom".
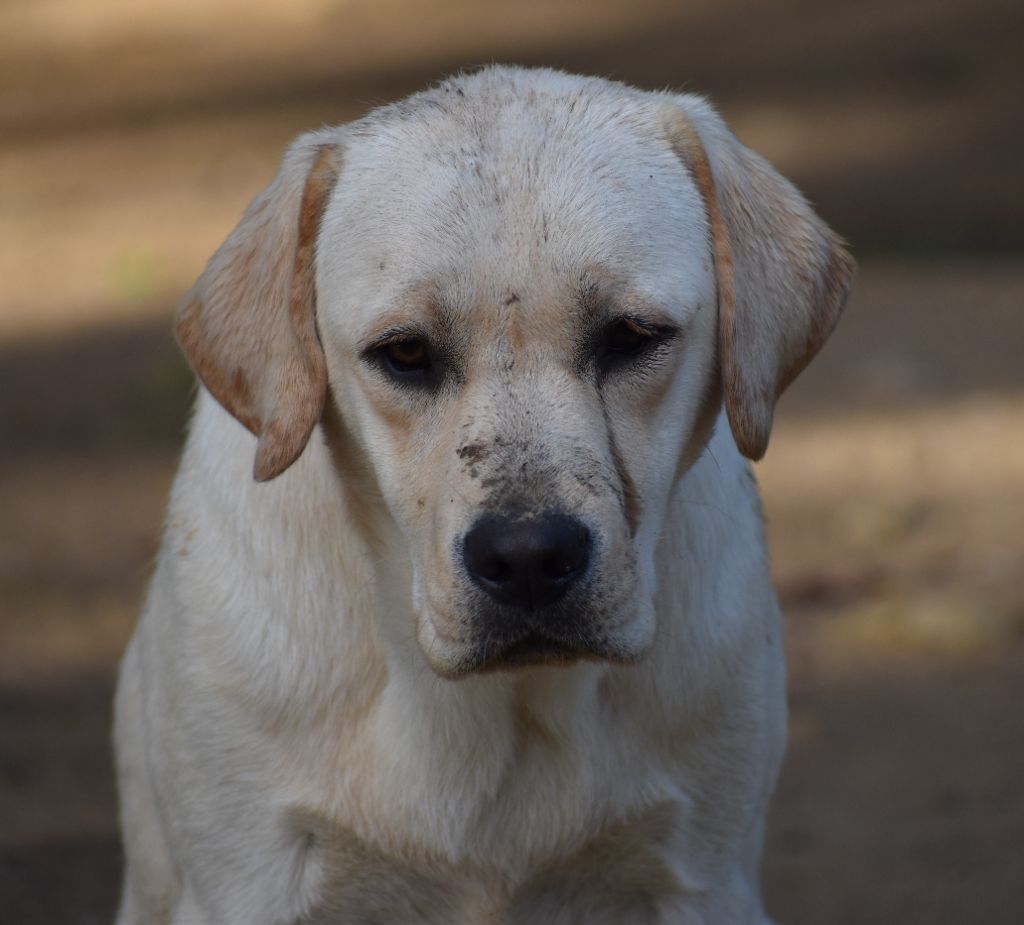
{"left": 114, "top": 66, "right": 852, "bottom": 924}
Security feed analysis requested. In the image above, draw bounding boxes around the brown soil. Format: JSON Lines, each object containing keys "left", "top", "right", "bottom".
{"left": 2, "top": 1, "right": 1022, "bottom": 922}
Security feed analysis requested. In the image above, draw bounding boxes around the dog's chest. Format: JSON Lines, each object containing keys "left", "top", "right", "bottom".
{"left": 276, "top": 679, "right": 710, "bottom": 923}
{"left": 295, "top": 797, "right": 697, "bottom": 925}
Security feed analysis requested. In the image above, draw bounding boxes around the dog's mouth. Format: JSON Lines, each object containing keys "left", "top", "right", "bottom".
{"left": 422, "top": 564, "right": 648, "bottom": 678}
{"left": 463, "top": 624, "right": 620, "bottom": 675}
{"left": 478, "top": 633, "right": 583, "bottom": 671}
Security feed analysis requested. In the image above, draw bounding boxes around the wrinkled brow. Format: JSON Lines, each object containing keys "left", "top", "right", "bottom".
{"left": 358, "top": 283, "right": 454, "bottom": 350}
{"left": 576, "top": 266, "right": 683, "bottom": 329}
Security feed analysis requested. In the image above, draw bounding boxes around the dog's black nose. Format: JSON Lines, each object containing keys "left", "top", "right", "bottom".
{"left": 463, "top": 513, "right": 591, "bottom": 610}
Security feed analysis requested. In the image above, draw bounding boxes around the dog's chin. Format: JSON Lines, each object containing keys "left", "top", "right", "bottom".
{"left": 418, "top": 606, "right": 654, "bottom": 680}
{"left": 471, "top": 632, "right": 598, "bottom": 673}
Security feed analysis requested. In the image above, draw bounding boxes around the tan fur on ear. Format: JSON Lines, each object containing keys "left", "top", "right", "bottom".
{"left": 663, "top": 104, "right": 854, "bottom": 460}
{"left": 176, "top": 138, "right": 342, "bottom": 481}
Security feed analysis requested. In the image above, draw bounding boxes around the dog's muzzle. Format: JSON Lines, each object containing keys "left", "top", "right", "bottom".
{"left": 461, "top": 511, "right": 598, "bottom": 669}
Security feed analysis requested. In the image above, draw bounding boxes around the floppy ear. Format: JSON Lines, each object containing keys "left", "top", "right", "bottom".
{"left": 663, "top": 100, "right": 854, "bottom": 460}
{"left": 176, "top": 135, "right": 342, "bottom": 481}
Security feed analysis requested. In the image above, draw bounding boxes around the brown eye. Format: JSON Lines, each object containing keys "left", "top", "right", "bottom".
{"left": 381, "top": 337, "right": 431, "bottom": 375}
{"left": 603, "top": 318, "right": 651, "bottom": 357}
{"left": 597, "top": 316, "right": 678, "bottom": 374}
{"left": 362, "top": 329, "right": 448, "bottom": 389}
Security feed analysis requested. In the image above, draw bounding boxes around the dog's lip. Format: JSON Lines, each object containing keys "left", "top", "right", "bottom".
{"left": 493, "top": 633, "right": 580, "bottom": 667}
{"left": 472, "top": 629, "right": 604, "bottom": 673}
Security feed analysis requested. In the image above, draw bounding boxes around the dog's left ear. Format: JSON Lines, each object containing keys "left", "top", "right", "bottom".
{"left": 663, "top": 100, "right": 855, "bottom": 460}
{"left": 176, "top": 135, "right": 342, "bottom": 481}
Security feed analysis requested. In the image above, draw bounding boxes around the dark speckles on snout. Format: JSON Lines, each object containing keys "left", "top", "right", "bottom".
{"left": 459, "top": 443, "right": 490, "bottom": 481}
{"left": 502, "top": 292, "right": 521, "bottom": 307}
{"left": 457, "top": 443, "right": 487, "bottom": 462}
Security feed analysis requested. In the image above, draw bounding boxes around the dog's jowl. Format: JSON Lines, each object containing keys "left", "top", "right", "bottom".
{"left": 114, "top": 66, "right": 852, "bottom": 925}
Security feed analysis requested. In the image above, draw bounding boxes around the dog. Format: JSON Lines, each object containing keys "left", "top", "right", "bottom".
{"left": 113, "top": 66, "right": 852, "bottom": 924}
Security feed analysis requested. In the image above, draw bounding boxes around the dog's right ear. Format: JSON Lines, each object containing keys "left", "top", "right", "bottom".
{"left": 176, "top": 135, "right": 342, "bottom": 482}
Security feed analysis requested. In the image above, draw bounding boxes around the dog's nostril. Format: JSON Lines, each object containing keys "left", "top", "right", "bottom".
{"left": 463, "top": 513, "right": 591, "bottom": 610}
{"left": 476, "top": 553, "right": 511, "bottom": 583}
{"left": 541, "top": 543, "right": 587, "bottom": 580}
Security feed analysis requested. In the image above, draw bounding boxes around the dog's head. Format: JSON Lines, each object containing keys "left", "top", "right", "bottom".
{"left": 176, "top": 68, "right": 852, "bottom": 678}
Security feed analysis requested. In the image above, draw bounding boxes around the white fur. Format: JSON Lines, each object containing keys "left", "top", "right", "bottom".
{"left": 115, "top": 66, "right": 850, "bottom": 924}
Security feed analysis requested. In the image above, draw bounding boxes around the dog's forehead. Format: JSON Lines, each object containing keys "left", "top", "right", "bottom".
{"left": 318, "top": 69, "right": 712, "bottom": 327}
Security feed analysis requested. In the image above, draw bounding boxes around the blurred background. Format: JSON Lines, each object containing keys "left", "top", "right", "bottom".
{"left": 1, "top": 0, "right": 1022, "bottom": 922}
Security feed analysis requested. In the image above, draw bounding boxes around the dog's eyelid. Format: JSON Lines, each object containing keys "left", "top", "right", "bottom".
{"left": 607, "top": 313, "right": 680, "bottom": 340}
{"left": 589, "top": 311, "right": 682, "bottom": 378}
{"left": 600, "top": 314, "right": 682, "bottom": 356}
{"left": 359, "top": 325, "right": 430, "bottom": 357}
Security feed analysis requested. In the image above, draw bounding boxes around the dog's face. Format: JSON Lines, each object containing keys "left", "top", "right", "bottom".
{"left": 313, "top": 95, "right": 720, "bottom": 676}
{"left": 176, "top": 68, "right": 853, "bottom": 678}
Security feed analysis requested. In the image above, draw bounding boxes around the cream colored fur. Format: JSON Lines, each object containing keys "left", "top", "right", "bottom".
{"left": 114, "top": 66, "right": 852, "bottom": 925}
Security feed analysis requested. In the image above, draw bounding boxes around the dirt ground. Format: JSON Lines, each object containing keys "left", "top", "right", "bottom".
{"left": 1, "top": 1, "right": 1022, "bottom": 923}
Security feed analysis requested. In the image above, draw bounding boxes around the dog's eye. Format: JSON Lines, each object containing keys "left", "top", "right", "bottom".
{"left": 378, "top": 337, "right": 432, "bottom": 377}
{"left": 598, "top": 317, "right": 674, "bottom": 371}
{"left": 603, "top": 319, "right": 651, "bottom": 356}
